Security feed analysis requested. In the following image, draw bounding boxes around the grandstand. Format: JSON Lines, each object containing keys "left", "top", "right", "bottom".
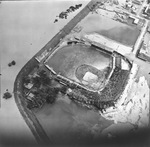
{"left": 42, "top": 40, "right": 131, "bottom": 111}
{"left": 44, "top": 43, "right": 113, "bottom": 92}
{"left": 98, "top": 67, "right": 130, "bottom": 102}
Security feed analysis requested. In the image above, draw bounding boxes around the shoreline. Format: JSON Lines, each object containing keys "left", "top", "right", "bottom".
{"left": 13, "top": 0, "right": 96, "bottom": 143}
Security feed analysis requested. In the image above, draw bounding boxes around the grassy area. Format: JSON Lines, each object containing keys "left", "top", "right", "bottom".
{"left": 46, "top": 44, "right": 112, "bottom": 83}
{"left": 35, "top": 97, "right": 113, "bottom": 144}
{"left": 79, "top": 13, "right": 140, "bottom": 46}
{"left": 98, "top": 26, "right": 140, "bottom": 47}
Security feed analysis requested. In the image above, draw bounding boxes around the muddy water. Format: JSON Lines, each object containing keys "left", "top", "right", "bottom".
{"left": 35, "top": 94, "right": 113, "bottom": 144}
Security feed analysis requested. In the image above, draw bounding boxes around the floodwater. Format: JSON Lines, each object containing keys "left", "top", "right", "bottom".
{"left": 46, "top": 44, "right": 112, "bottom": 82}
{"left": 35, "top": 94, "right": 113, "bottom": 144}
{"left": 0, "top": 0, "right": 90, "bottom": 146}
{"left": 1, "top": 1, "right": 149, "bottom": 146}
{"left": 79, "top": 13, "right": 140, "bottom": 46}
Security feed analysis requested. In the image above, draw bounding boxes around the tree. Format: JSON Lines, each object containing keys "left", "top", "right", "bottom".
{"left": 45, "top": 87, "right": 59, "bottom": 104}
{"left": 8, "top": 60, "right": 16, "bottom": 67}
{"left": 46, "top": 94, "right": 56, "bottom": 104}
{"left": 23, "top": 76, "right": 31, "bottom": 85}
{"left": 59, "top": 86, "right": 67, "bottom": 94}
{"left": 38, "top": 70, "right": 51, "bottom": 85}
{"left": 32, "top": 76, "right": 41, "bottom": 88}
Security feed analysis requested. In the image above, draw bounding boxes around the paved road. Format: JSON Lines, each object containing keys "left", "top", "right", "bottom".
{"left": 133, "top": 19, "right": 149, "bottom": 55}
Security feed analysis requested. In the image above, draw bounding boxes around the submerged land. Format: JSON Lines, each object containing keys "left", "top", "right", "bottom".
{"left": 13, "top": 0, "right": 150, "bottom": 146}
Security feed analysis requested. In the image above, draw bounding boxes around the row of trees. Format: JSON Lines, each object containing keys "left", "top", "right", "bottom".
{"left": 24, "top": 70, "right": 69, "bottom": 109}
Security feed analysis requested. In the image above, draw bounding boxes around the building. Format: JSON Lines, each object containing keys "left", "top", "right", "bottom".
{"left": 24, "top": 83, "right": 33, "bottom": 89}
{"left": 143, "top": 4, "right": 150, "bottom": 17}
{"left": 83, "top": 33, "right": 133, "bottom": 55}
{"left": 27, "top": 93, "right": 35, "bottom": 101}
{"left": 145, "top": 5, "right": 150, "bottom": 16}
{"left": 129, "top": 15, "right": 139, "bottom": 24}
{"left": 132, "top": 0, "right": 142, "bottom": 5}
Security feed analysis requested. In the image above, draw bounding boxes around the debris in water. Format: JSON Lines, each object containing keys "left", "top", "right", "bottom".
{"left": 54, "top": 4, "right": 82, "bottom": 23}
{"left": 54, "top": 19, "right": 58, "bottom": 23}
{"left": 8, "top": 60, "right": 16, "bottom": 67}
{"left": 3, "top": 90, "right": 12, "bottom": 99}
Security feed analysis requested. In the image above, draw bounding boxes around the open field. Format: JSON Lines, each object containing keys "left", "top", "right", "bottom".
{"left": 35, "top": 94, "right": 113, "bottom": 144}
{"left": 45, "top": 44, "right": 112, "bottom": 83}
{"left": 0, "top": 0, "right": 90, "bottom": 145}
{"left": 79, "top": 13, "right": 140, "bottom": 46}
{"left": 98, "top": 26, "right": 140, "bottom": 47}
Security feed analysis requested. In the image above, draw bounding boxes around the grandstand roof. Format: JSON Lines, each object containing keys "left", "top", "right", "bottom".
{"left": 83, "top": 33, "right": 133, "bottom": 55}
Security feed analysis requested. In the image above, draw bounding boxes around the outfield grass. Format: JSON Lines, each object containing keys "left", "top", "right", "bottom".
{"left": 35, "top": 95, "right": 113, "bottom": 144}
{"left": 46, "top": 44, "right": 112, "bottom": 83}
{"left": 98, "top": 26, "right": 140, "bottom": 47}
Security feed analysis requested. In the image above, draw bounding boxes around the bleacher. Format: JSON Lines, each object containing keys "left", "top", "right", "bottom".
{"left": 99, "top": 67, "right": 129, "bottom": 102}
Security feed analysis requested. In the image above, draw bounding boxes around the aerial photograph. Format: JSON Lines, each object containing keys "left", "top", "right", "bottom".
{"left": 0, "top": 0, "right": 150, "bottom": 147}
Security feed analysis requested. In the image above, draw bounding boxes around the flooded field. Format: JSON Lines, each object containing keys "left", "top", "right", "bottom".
{"left": 46, "top": 44, "right": 112, "bottom": 82}
{"left": 34, "top": 94, "right": 113, "bottom": 144}
{"left": 79, "top": 13, "right": 140, "bottom": 46}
